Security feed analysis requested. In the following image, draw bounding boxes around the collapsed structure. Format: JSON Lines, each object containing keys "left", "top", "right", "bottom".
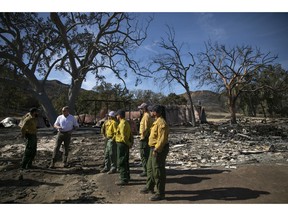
{"left": 77, "top": 104, "right": 207, "bottom": 128}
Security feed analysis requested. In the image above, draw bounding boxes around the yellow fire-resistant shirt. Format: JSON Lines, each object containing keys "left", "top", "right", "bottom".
{"left": 148, "top": 117, "right": 169, "bottom": 152}
{"left": 139, "top": 112, "right": 153, "bottom": 140}
{"left": 20, "top": 114, "right": 38, "bottom": 136}
{"left": 105, "top": 119, "right": 118, "bottom": 140}
{"left": 101, "top": 119, "right": 109, "bottom": 136}
{"left": 115, "top": 119, "right": 132, "bottom": 146}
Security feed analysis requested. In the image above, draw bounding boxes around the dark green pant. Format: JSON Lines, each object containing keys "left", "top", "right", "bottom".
{"left": 146, "top": 144, "right": 169, "bottom": 196}
{"left": 139, "top": 138, "right": 150, "bottom": 174}
{"left": 104, "top": 139, "right": 117, "bottom": 170}
{"left": 116, "top": 142, "right": 130, "bottom": 182}
{"left": 21, "top": 134, "right": 37, "bottom": 169}
{"left": 52, "top": 131, "right": 71, "bottom": 162}
{"left": 102, "top": 137, "right": 108, "bottom": 167}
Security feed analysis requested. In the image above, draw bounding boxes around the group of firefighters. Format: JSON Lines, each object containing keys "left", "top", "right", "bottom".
{"left": 19, "top": 103, "right": 169, "bottom": 201}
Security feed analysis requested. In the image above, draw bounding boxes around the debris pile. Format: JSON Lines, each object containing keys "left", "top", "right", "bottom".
{"left": 1, "top": 119, "right": 288, "bottom": 172}
{"left": 0, "top": 118, "right": 287, "bottom": 203}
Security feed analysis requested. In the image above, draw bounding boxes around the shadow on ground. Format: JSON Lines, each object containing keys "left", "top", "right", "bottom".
{"left": 0, "top": 179, "right": 62, "bottom": 187}
{"left": 165, "top": 187, "right": 270, "bottom": 201}
{"left": 52, "top": 195, "right": 105, "bottom": 204}
{"left": 164, "top": 168, "right": 269, "bottom": 202}
{"left": 166, "top": 168, "right": 229, "bottom": 185}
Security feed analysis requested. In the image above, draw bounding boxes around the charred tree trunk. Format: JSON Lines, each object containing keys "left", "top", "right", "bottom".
{"left": 228, "top": 95, "right": 237, "bottom": 124}
{"left": 29, "top": 80, "right": 58, "bottom": 126}
{"left": 186, "top": 92, "right": 196, "bottom": 127}
{"left": 67, "top": 78, "right": 84, "bottom": 115}
{"left": 260, "top": 102, "right": 267, "bottom": 119}
{"left": 36, "top": 93, "right": 58, "bottom": 126}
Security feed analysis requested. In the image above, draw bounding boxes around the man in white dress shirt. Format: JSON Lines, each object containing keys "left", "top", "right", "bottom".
{"left": 49, "top": 106, "right": 79, "bottom": 168}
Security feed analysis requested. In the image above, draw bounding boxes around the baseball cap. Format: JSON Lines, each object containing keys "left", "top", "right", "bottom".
{"left": 29, "top": 107, "right": 39, "bottom": 113}
{"left": 115, "top": 109, "right": 126, "bottom": 118}
{"left": 151, "top": 105, "right": 165, "bottom": 114}
{"left": 138, "top": 103, "right": 148, "bottom": 109}
{"left": 108, "top": 111, "right": 115, "bottom": 117}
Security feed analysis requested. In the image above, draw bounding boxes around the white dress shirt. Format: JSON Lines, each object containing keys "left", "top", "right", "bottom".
{"left": 54, "top": 114, "right": 79, "bottom": 132}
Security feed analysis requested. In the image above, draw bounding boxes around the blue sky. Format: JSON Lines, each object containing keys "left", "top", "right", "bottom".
{"left": 77, "top": 12, "right": 288, "bottom": 95}
{"left": 4, "top": 1, "right": 288, "bottom": 96}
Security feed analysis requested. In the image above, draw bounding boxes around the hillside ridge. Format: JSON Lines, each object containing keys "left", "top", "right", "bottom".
{"left": 180, "top": 90, "right": 227, "bottom": 112}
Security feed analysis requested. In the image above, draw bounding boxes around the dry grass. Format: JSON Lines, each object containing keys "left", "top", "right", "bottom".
{"left": 205, "top": 111, "right": 244, "bottom": 123}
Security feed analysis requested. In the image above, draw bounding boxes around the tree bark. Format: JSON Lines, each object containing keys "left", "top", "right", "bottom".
{"left": 186, "top": 92, "right": 196, "bottom": 127}
{"left": 67, "top": 77, "right": 84, "bottom": 115}
{"left": 36, "top": 93, "right": 58, "bottom": 126}
{"left": 28, "top": 78, "right": 58, "bottom": 125}
{"left": 229, "top": 96, "right": 237, "bottom": 124}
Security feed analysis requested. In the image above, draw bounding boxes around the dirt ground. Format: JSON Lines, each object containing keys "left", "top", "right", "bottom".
{"left": 0, "top": 126, "right": 288, "bottom": 206}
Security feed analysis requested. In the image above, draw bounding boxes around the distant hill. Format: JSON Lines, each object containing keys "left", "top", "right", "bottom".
{"left": 46, "top": 80, "right": 70, "bottom": 88}
{"left": 45, "top": 81, "right": 228, "bottom": 113}
{"left": 44, "top": 80, "right": 91, "bottom": 101}
{"left": 45, "top": 80, "right": 69, "bottom": 97}
{"left": 180, "top": 90, "right": 228, "bottom": 113}
{"left": 0, "top": 77, "right": 229, "bottom": 121}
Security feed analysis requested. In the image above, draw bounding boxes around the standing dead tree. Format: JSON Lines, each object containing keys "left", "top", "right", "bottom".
{"left": 197, "top": 41, "right": 277, "bottom": 124}
{"left": 151, "top": 26, "right": 196, "bottom": 126}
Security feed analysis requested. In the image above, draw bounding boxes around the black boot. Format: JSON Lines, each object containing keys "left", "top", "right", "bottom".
{"left": 63, "top": 156, "right": 68, "bottom": 168}
{"left": 49, "top": 158, "right": 56, "bottom": 168}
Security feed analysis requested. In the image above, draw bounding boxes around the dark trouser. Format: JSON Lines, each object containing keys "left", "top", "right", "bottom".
{"left": 116, "top": 142, "right": 130, "bottom": 182}
{"left": 52, "top": 131, "right": 71, "bottom": 162}
{"left": 104, "top": 139, "right": 117, "bottom": 171}
{"left": 146, "top": 144, "right": 169, "bottom": 196}
{"left": 102, "top": 137, "right": 108, "bottom": 166}
{"left": 21, "top": 134, "right": 37, "bottom": 169}
{"left": 139, "top": 137, "right": 150, "bottom": 174}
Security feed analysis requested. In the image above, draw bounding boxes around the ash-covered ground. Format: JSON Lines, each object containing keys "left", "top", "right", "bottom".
{"left": 1, "top": 118, "right": 288, "bottom": 204}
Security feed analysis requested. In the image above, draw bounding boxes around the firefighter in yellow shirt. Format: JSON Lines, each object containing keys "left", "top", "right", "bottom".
{"left": 20, "top": 107, "right": 39, "bottom": 170}
{"left": 138, "top": 103, "right": 153, "bottom": 177}
{"left": 115, "top": 109, "right": 132, "bottom": 186}
{"left": 140, "top": 105, "right": 169, "bottom": 201}
{"left": 100, "top": 114, "right": 109, "bottom": 169}
{"left": 101, "top": 111, "right": 118, "bottom": 174}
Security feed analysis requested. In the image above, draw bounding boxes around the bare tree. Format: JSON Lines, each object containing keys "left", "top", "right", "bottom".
{"left": 0, "top": 12, "right": 151, "bottom": 123}
{"left": 197, "top": 41, "right": 277, "bottom": 124}
{"left": 50, "top": 12, "right": 151, "bottom": 114}
{"left": 151, "top": 26, "right": 196, "bottom": 126}
{"left": 0, "top": 13, "right": 60, "bottom": 123}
